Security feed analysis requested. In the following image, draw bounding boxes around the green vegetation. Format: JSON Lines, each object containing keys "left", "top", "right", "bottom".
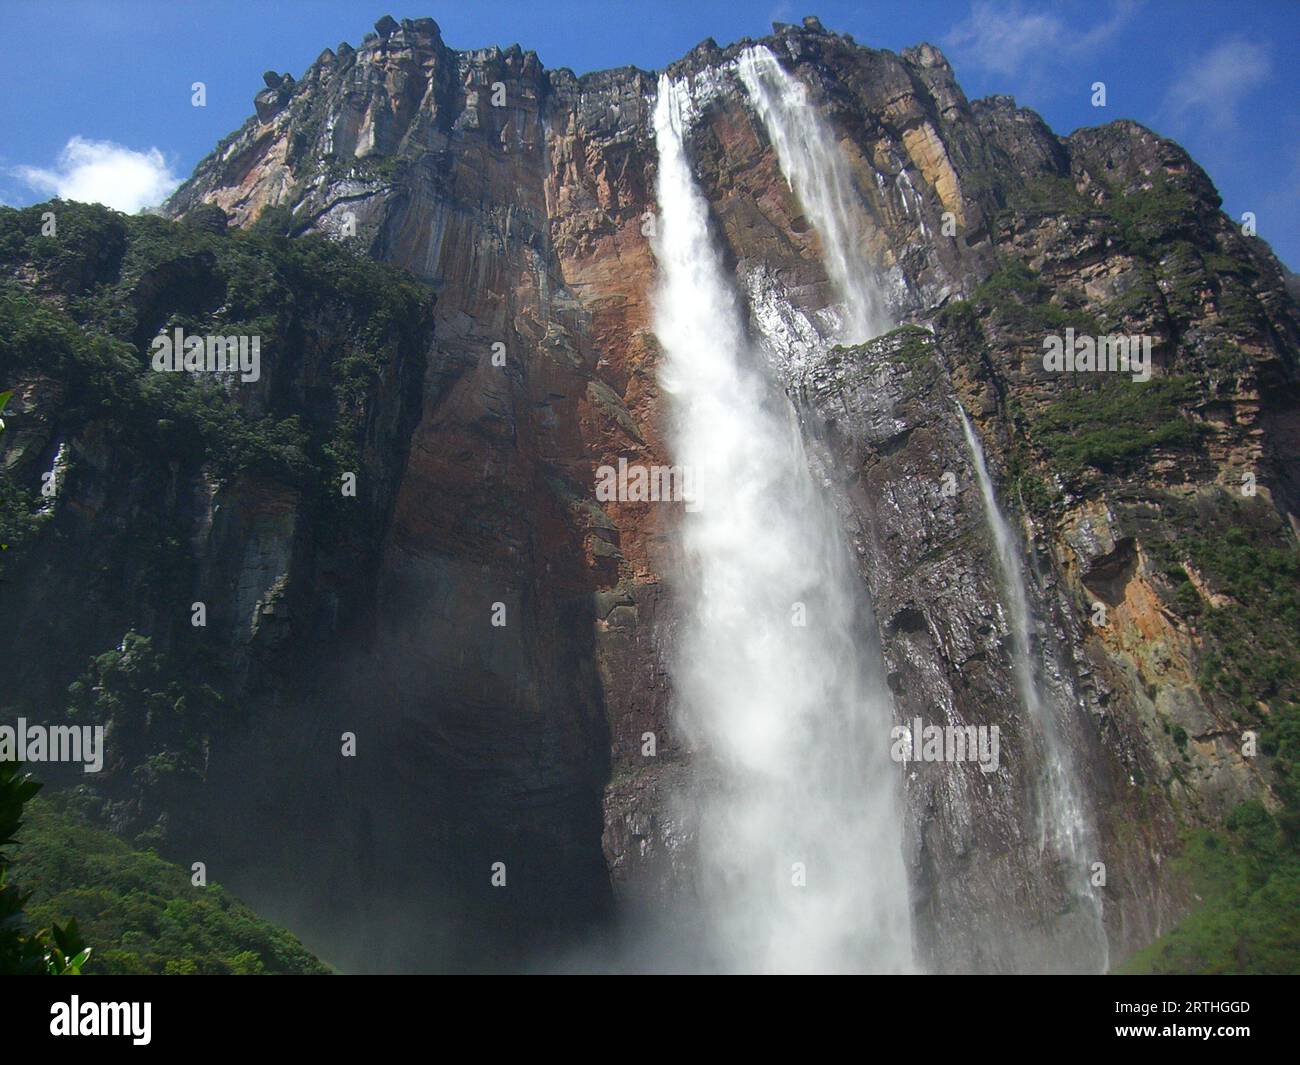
{"left": 1005, "top": 447, "right": 1058, "bottom": 519}
{"left": 995, "top": 170, "right": 1204, "bottom": 267}
{"left": 1120, "top": 511, "right": 1300, "bottom": 973}
{"left": 936, "top": 298, "right": 978, "bottom": 334}
{"left": 0, "top": 198, "right": 433, "bottom": 579}
{"left": 0, "top": 200, "right": 128, "bottom": 295}
{"left": 1105, "top": 173, "right": 1198, "bottom": 258}
{"left": 0, "top": 200, "right": 426, "bottom": 971}
{"left": 971, "top": 256, "right": 1102, "bottom": 336}
{"left": 1098, "top": 275, "right": 1162, "bottom": 328}
{"left": 3, "top": 376, "right": 89, "bottom": 973}
{"left": 933, "top": 151, "right": 1292, "bottom": 975}
{"left": 0, "top": 449, "right": 43, "bottom": 557}
{"left": 1030, "top": 375, "right": 1203, "bottom": 475}
{"left": 879, "top": 323, "right": 934, "bottom": 366}
{"left": 988, "top": 172, "right": 1262, "bottom": 340}
{"left": 1, "top": 763, "right": 90, "bottom": 974}
{"left": 1118, "top": 802, "right": 1300, "bottom": 974}
{"left": 11, "top": 794, "right": 329, "bottom": 975}
{"left": 1001, "top": 174, "right": 1094, "bottom": 223}
{"left": 65, "top": 631, "right": 228, "bottom": 793}
{"left": 1182, "top": 525, "right": 1300, "bottom": 718}
{"left": 0, "top": 198, "right": 433, "bottom": 493}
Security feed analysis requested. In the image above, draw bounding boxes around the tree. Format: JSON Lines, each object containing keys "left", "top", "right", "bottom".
{"left": 0, "top": 761, "right": 91, "bottom": 974}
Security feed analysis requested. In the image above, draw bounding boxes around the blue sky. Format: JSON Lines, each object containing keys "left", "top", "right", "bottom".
{"left": 1, "top": 0, "right": 1296, "bottom": 268}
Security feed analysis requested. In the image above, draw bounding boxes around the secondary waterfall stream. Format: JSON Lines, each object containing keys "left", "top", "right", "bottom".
{"left": 734, "top": 41, "right": 1108, "bottom": 971}
{"left": 736, "top": 45, "right": 890, "bottom": 343}
{"left": 650, "top": 73, "right": 913, "bottom": 973}
{"left": 958, "top": 406, "right": 1109, "bottom": 971}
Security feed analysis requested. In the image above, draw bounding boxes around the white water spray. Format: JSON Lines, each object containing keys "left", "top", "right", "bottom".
{"left": 651, "top": 74, "right": 913, "bottom": 973}
{"left": 957, "top": 406, "right": 1109, "bottom": 971}
{"left": 734, "top": 42, "right": 1103, "bottom": 970}
{"left": 736, "top": 46, "right": 890, "bottom": 343}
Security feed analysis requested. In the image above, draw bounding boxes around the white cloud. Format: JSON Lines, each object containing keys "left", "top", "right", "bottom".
{"left": 1162, "top": 38, "right": 1272, "bottom": 132}
{"left": 14, "top": 136, "right": 180, "bottom": 213}
{"left": 945, "top": 0, "right": 1136, "bottom": 85}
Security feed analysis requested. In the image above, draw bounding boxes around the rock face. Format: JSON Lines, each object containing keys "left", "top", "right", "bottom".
{"left": 4, "top": 16, "right": 1297, "bottom": 972}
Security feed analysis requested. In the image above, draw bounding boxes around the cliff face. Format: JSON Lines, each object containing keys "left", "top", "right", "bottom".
{"left": 4, "top": 14, "right": 1297, "bottom": 972}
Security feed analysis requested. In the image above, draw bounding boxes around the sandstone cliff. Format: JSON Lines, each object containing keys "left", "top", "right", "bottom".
{"left": 2, "top": 14, "right": 1296, "bottom": 972}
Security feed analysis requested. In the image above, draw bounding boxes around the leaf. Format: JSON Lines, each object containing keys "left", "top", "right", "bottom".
{"left": 63, "top": 948, "right": 92, "bottom": 975}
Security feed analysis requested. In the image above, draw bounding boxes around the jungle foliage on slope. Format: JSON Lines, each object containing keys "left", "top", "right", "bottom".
{"left": 1116, "top": 800, "right": 1300, "bottom": 975}
{"left": 9, "top": 792, "right": 330, "bottom": 974}
{"left": 0, "top": 198, "right": 433, "bottom": 776}
{"left": 0, "top": 763, "right": 90, "bottom": 974}
{"left": 0, "top": 200, "right": 433, "bottom": 971}
{"left": 65, "top": 631, "right": 228, "bottom": 808}
{"left": 0, "top": 198, "right": 435, "bottom": 572}
{"left": 0, "top": 374, "right": 85, "bottom": 975}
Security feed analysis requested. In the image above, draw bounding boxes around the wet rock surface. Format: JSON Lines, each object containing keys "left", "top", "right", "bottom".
{"left": 2, "top": 16, "right": 1295, "bottom": 971}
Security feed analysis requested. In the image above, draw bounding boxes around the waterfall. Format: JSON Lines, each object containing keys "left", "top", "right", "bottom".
{"left": 957, "top": 406, "right": 1109, "bottom": 971}
{"left": 736, "top": 45, "right": 890, "bottom": 343}
{"left": 650, "top": 73, "right": 913, "bottom": 973}
{"left": 733, "top": 43, "right": 1105, "bottom": 972}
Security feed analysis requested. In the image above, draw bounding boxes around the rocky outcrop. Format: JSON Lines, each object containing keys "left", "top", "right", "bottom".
{"left": 3, "top": 14, "right": 1295, "bottom": 972}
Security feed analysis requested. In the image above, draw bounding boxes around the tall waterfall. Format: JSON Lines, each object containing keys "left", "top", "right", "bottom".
{"left": 957, "top": 406, "right": 1109, "bottom": 971}
{"left": 732, "top": 44, "right": 1107, "bottom": 972}
{"left": 736, "top": 45, "right": 890, "bottom": 343}
{"left": 650, "top": 74, "right": 913, "bottom": 973}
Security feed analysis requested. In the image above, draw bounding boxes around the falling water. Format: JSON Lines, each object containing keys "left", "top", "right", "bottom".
{"left": 735, "top": 43, "right": 1105, "bottom": 971}
{"left": 736, "top": 45, "right": 890, "bottom": 343}
{"left": 650, "top": 73, "right": 913, "bottom": 973}
{"left": 957, "top": 406, "right": 1109, "bottom": 971}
